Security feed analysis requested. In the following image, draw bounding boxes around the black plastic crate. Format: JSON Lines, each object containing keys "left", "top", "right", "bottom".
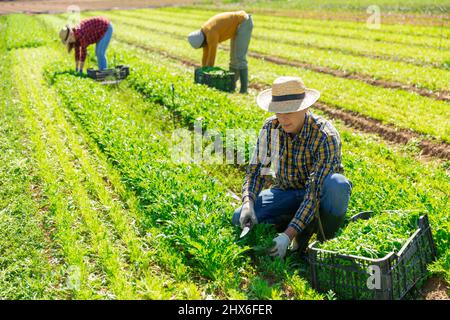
{"left": 194, "top": 67, "right": 235, "bottom": 92}
{"left": 307, "top": 212, "right": 437, "bottom": 300}
{"left": 87, "top": 65, "right": 129, "bottom": 82}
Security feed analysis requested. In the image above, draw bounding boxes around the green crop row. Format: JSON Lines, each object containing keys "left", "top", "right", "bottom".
{"left": 2, "top": 14, "right": 206, "bottom": 299}
{"left": 50, "top": 72, "right": 323, "bottom": 299}
{"left": 39, "top": 38, "right": 322, "bottom": 298}
{"left": 90, "top": 38, "right": 449, "bottom": 283}
{"left": 203, "top": 0, "right": 449, "bottom": 14}
{"left": 0, "top": 19, "right": 58, "bottom": 299}
{"left": 8, "top": 13, "right": 450, "bottom": 298}
{"left": 171, "top": 6, "right": 449, "bottom": 38}
{"left": 45, "top": 5, "right": 445, "bottom": 251}
{"left": 11, "top": 46, "right": 139, "bottom": 299}
{"left": 103, "top": 9, "right": 450, "bottom": 92}
{"left": 116, "top": 9, "right": 449, "bottom": 68}
{"left": 67, "top": 11, "right": 450, "bottom": 143}
{"left": 3, "top": 14, "right": 54, "bottom": 50}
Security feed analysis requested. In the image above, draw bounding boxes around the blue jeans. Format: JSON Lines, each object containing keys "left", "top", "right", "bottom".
{"left": 232, "top": 173, "right": 352, "bottom": 242}
{"left": 96, "top": 23, "right": 113, "bottom": 70}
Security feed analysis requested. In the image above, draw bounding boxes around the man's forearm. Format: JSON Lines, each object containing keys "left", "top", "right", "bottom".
{"left": 242, "top": 168, "right": 265, "bottom": 205}
{"left": 242, "top": 194, "right": 254, "bottom": 205}
{"left": 284, "top": 226, "right": 298, "bottom": 241}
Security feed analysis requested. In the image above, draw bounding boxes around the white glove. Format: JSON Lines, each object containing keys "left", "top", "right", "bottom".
{"left": 269, "top": 233, "right": 291, "bottom": 259}
{"left": 239, "top": 200, "right": 258, "bottom": 229}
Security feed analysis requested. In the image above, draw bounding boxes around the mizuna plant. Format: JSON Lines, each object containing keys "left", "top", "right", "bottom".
{"left": 1, "top": 11, "right": 447, "bottom": 300}
{"left": 317, "top": 211, "right": 423, "bottom": 258}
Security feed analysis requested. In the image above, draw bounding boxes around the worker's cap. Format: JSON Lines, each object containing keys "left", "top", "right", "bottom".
{"left": 188, "top": 29, "right": 205, "bottom": 49}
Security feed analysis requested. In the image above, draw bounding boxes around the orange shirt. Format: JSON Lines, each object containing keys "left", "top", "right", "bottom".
{"left": 201, "top": 11, "right": 248, "bottom": 67}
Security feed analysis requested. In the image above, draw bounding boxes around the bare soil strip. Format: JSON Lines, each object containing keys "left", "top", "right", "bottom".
{"left": 419, "top": 276, "right": 450, "bottom": 300}
{"left": 121, "top": 12, "right": 446, "bottom": 70}
{"left": 244, "top": 51, "right": 450, "bottom": 102}
{"left": 118, "top": 39, "right": 450, "bottom": 161}
{"left": 314, "top": 102, "right": 450, "bottom": 160}
{"left": 117, "top": 21, "right": 450, "bottom": 102}
{"left": 2, "top": 1, "right": 446, "bottom": 27}
{"left": 0, "top": 0, "right": 198, "bottom": 15}
{"left": 253, "top": 34, "right": 445, "bottom": 70}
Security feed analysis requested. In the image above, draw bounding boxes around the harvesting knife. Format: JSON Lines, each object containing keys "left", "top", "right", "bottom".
{"left": 240, "top": 223, "right": 252, "bottom": 238}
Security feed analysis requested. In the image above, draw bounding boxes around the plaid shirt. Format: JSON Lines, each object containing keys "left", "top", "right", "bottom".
{"left": 242, "top": 111, "right": 344, "bottom": 233}
{"left": 73, "top": 17, "right": 110, "bottom": 63}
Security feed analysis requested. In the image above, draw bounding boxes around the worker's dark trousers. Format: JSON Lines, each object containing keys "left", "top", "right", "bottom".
{"left": 229, "top": 15, "right": 253, "bottom": 70}
{"left": 232, "top": 173, "right": 352, "bottom": 252}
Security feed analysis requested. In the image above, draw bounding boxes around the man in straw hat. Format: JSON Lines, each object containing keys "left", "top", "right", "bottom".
{"left": 59, "top": 16, "right": 113, "bottom": 73}
{"left": 232, "top": 76, "right": 352, "bottom": 258}
{"left": 187, "top": 11, "right": 253, "bottom": 93}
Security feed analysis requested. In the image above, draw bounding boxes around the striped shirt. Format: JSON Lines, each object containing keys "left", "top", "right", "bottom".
{"left": 242, "top": 111, "right": 344, "bottom": 233}
{"left": 73, "top": 17, "right": 110, "bottom": 63}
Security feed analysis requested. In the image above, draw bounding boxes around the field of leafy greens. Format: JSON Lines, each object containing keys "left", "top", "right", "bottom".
{"left": 0, "top": 5, "right": 448, "bottom": 300}
{"left": 77, "top": 9, "right": 450, "bottom": 143}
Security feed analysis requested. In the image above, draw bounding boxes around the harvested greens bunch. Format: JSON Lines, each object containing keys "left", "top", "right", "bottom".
{"left": 317, "top": 211, "right": 422, "bottom": 259}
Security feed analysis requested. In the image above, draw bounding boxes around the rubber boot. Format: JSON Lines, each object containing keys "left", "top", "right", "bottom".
{"left": 239, "top": 68, "right": 248, "bottom": 94}
{"left": 318, "top": 211, "right": 346, "bottom": 241}
{"left": 229, "top": 67, "right": 240, "bottom": 91}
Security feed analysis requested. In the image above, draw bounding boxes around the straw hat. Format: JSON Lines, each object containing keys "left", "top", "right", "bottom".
{"left": 59, "top": 25, "right": 76, "bottom": 53}
{"left": 59, "top": 25, "right": 71, "bottom": 45}
{"left": 257, "top": 76, "right": 320, "bottom": 113}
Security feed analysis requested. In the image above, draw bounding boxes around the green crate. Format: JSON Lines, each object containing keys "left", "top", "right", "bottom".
{"left": 194, "top": 67, "right": 235, "bottom": 92}
{"left": 307, "top": 212, "right": 437, "bottom": 300}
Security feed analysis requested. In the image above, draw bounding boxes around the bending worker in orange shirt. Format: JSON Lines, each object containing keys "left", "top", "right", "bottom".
{"left": 188, "top": 11, "right": 253, "bottom": 94}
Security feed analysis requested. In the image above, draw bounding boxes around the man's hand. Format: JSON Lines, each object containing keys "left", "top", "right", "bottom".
{"left": 239, "top": 200, "right": 258, "bottom": 229}
{"left": 269, "top": 233, "right": 290, "bottom": 259}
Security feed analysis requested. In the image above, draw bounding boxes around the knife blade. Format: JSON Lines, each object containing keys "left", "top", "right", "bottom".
{"left": 240, "top": 225, "right": 251, "bottom": 238}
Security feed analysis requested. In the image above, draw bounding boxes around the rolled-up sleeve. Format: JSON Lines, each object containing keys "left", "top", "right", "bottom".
{"left": 242, "top": 121, "right": 273, "bottom": 203}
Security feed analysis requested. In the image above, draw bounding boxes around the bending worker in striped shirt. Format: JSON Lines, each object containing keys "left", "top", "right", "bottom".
{"left": 232, "top": 76, "right": 353, "bottom": 259}
{"left": 59, "top": 16, "right": 113, "bottom": 73}
{"left": 187, "top": 11, "right": 253, "bottom": 94}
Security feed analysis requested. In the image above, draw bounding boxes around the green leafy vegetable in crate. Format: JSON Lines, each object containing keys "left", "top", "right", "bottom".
{"left": 195, "top": 66, "right": 236, "bottom": 92}
{"left": 317, "top": 211, "right": 421, "bottom": 259}
{"left": 200, "top": 66, "right": 234, "bottom": 77}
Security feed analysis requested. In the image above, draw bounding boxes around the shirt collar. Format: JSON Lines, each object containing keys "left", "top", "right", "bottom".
{"left": 290, "top": 111, "right": 311, "bottom": 142}
{"left": 273, "top": 111, "right": 311, "bottom": 141}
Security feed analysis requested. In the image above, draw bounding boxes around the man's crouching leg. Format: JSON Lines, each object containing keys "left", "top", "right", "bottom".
{"left": 317, "top": 173, "right": 352, "bottom": 240}
{"left": 232, "top": 188, "right": 302, "bottom": 227}
{"left": 292, "top": 173, "right": 352, "bottom": 253}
